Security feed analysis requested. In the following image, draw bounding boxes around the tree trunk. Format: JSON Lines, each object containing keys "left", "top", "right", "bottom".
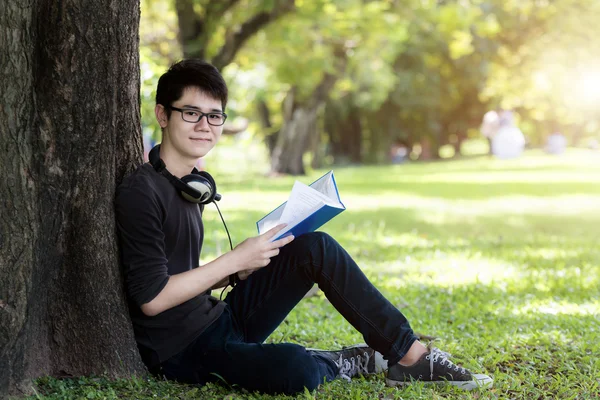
{"left": 175, "top": 0, "right": 207, "bottom": 60}
{"left": 325, "top": 101, "right": 362, "bottom": 165}
{"left": 257, "top": 99, "right": 280, "bottom": 156}
{"left": 270, "top": 88, "right": 310, "bottom": 175}
{"left": 270, "top": 73, "right": 339, "bottom": 175}
{"left": 453, "top": 133, "right": 466, "bottom": 156}
{"left": 0, "top": 1, "right": 145, "bottom": 396}
{"left": 309, "top": 107, "right": 324, "bottom": 170}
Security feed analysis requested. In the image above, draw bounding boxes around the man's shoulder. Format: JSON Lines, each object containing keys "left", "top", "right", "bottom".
{"left": 119, "top": 163, "right": 157, "bottom": 190}
{"left": 116, "top": 163, "right": 165, "bottom": 203}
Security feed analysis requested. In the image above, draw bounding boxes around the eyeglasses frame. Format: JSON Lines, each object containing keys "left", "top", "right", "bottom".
{"left": 167, "top": 106, "right": 228, "bottom": 126}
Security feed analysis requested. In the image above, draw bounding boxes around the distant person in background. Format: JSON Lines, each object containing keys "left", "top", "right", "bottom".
{"left": 491, "top": 111, "right": 525, "bottom": 159}
{"left": 545, "top": 131, "right": 567, "bottom": 155}
{"left": 390, "top": 138, "right": 409, "bottom": 164}
{"left": 480, "top": 110, "right": 500, "bottom": 155}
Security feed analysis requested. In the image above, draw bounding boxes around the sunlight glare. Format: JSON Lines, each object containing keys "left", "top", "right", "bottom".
{"left": 513, "top": 299, "right": 600, "bottom": 317}
{"left": 577, "top": 69, "right": 600, "bottom": 104}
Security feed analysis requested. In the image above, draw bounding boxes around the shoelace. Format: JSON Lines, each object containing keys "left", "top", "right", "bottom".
{"left": 335, "top": 351, "right": 371, "bottom": 382}
{"left": 426, "top": 347, "right": 467, "bottom": 380}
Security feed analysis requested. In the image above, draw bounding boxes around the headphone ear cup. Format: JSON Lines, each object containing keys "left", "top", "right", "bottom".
{"left": 180, "top": 174, "right": 214, "bottom": 204}
{"left": 197, "top": 171, "right": 217, "bottom": 191}
{"left": 197, "top": 171, "right": 221, "bottom": 202}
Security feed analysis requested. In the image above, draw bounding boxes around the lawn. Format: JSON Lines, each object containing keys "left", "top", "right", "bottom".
{"left": 31, "top": 149, "right": 600, "bottom": 399}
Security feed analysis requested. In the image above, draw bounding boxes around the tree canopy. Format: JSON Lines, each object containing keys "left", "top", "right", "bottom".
{"left": 139, "top": 0, "right": 600, "bottom": 171}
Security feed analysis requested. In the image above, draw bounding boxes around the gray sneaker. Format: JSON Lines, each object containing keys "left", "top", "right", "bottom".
{"left": 386, "top": 347, "right": 493, "bottom": 390}
{"left": 308, "top": 344, "right": 386, "bottom": 381}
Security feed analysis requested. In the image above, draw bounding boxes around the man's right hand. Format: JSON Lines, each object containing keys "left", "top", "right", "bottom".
{"left": 139, "top": 225, "right": 294, "bottom": 316}
{"left": 232, "top": 224, "right": 294, "bottom": 272}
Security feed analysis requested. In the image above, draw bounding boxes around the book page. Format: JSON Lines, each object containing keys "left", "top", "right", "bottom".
{"left": 309, "top": 171, "right": 339, "bottom": 201}
{"left": 257, "top": 170, "right": 345, "bottom": 240}
{"left": 279, "top": 181, "right": 330, "bottom": 225}
{"left": 257, "top": 203, "right": 285, "bottom": 234}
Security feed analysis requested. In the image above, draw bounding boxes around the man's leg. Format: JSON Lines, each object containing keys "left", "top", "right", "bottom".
{"left": 224, "top": 232, "right": 492, "bottom": 390}
{"left": 158, "top": 308, "right": 337, "bottom": 395}
{"left": 225, "top": 231, "right": 418, "bottom": 365}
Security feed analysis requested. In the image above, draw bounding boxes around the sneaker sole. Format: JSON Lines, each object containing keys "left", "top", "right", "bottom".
{"left": 385, "top": 374, "right": 493, "bottom": 391}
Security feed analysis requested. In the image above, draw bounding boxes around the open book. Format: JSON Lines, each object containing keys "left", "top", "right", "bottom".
{"left": 257, "top": 171, "right": 346, "bottom": 241}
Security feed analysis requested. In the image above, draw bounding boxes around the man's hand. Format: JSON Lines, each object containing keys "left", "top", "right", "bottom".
{"left": 232, "top": 224, "right": 294, "bottom": 274}
{"left": 140, "top": 225, "right": 293, "bottom": 316}
{"left": 236, "top": 268, "right": 259, "bottom": 281}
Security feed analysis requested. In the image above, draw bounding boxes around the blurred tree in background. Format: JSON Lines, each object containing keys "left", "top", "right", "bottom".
{"left": 140, "top": 0, "right": 600, "bottom": 174}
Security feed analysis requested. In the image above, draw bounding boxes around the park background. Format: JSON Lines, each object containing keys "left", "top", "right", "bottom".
{"left": 1, "top": 0, "right": 599, "bottom": 399}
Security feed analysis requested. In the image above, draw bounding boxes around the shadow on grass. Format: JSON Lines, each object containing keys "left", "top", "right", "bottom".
{"left": 197, "top": 156, "right": 600, "bottom": 397}
{"left": 215, "top": 152, "right": 600, "bottom": 199}
{"left": 203, "top": 204, "right": 600, "bottom": 323}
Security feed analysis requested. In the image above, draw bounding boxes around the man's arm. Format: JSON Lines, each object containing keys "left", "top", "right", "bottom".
{"left": 210, "top": 276, "right": 231, "bottom": 290}
{"left": 141, "top": 225, "right": 294, "bottom": 316}
{"left": 141, "top": 251, "right": 238, "bottom": 316}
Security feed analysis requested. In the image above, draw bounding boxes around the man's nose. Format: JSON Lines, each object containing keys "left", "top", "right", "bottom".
{"left": 196, "top": 115, "right": 210, "bottom": 128}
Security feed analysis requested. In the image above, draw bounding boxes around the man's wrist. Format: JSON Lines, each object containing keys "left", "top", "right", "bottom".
{"left": 221, "top": 251, "right": 242, "bottom": 275}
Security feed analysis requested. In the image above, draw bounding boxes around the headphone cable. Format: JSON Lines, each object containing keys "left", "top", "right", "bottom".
{"left": 213, "top": 200, "right": 237, "bottom": 300}
{"left": 213, "top": 200, "right": 233, "bottom": 252}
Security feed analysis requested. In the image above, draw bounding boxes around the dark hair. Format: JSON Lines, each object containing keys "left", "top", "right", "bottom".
{"left": 156, "top": 59, "right": 228, "bottom": 118}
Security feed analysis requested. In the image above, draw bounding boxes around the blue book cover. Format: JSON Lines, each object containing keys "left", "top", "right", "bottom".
{"left": 257, "top": 171, "right": 345, "bottom": 241}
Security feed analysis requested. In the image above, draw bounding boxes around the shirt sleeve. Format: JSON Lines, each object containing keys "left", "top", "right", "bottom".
{"left": 115, "top": 181, "right": 170, "bottom": 307}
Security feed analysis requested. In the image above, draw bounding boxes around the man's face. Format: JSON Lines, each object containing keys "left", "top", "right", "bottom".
{"left": 158, "top": 87, "right": 224, "bottom": 161}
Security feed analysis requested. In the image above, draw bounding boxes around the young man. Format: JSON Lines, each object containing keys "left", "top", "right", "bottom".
{"left": 115, "top": 59, "right": 493, "bottom": 395}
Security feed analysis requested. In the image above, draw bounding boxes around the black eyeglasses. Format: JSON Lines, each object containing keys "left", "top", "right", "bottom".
{"left": 168, "top": 106, "right": 228, "bottom": 126}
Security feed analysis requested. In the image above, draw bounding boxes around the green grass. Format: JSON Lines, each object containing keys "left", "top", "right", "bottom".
{"left": 30, "top": 149, "right": 600, "bottom": 399}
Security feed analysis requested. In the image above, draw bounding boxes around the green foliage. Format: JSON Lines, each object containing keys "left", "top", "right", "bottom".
{"left": 139, "top": 0, "right": 600, "bottom": 164}
{"left": 140, "top": 0, "right": 181, "bottom": 143}
{"left": 29, "top": 150, "right": 600, "bottom": 399}
{"left": 229, "top": 0, "right": 405, "bottom": 100}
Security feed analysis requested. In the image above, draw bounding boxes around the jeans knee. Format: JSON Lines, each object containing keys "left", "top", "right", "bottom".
{"left": 305, "top": 231, "right": 337, "bottom": 250}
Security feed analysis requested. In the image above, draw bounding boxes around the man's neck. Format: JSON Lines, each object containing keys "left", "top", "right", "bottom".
{"left": 159, "top": 145, "right": 198, "bottom": 178}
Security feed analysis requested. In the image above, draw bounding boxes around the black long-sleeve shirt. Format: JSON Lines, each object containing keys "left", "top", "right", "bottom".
{"left": 115, "top": 163, "right": 225, "bottom": 367}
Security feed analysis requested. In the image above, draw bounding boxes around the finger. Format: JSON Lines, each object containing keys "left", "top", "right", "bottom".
{"left": 261, "top": 223, "right": 287, "bottom": 239}
{"left": 271, "top": 234, "right": 294, "bottom": 248}
{"left": 265, "top": 248, "right": 280, "bottom": 259}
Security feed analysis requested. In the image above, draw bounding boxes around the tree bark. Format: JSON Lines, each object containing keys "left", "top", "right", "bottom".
{"left": 325, "top": 101, "right": 363, "bottom": 165}
{"left": 0, "top": 0, "right": 145, "bottom": 396}
{"left": 270, "top": 73, "right": 338, "bottom": 175}
{"left": 257, "top": 99, "right": 280, "bottom": 156}
{"left": 269, "top": 88, "right": 307, "bottom": 175}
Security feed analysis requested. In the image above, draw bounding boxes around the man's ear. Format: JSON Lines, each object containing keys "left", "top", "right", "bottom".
{"left": 155, "top": 104, "right": 168, "bottom": 128}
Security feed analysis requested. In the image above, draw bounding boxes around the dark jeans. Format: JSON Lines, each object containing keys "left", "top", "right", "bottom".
{"left": 158, "top": 232, "right": 418, "bottom": 395}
